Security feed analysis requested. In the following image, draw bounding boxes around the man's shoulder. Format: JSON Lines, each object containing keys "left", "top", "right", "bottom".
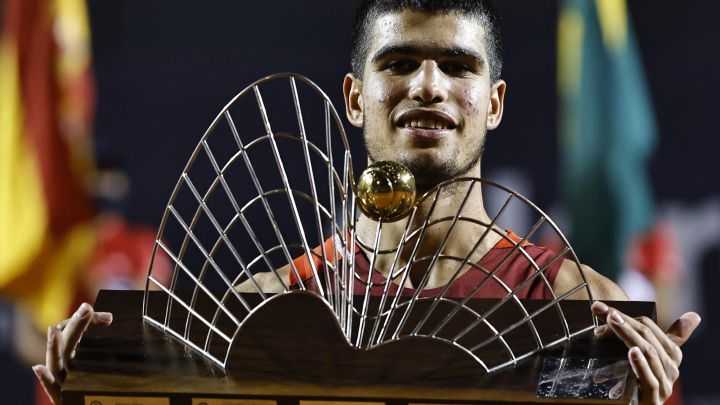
{"left": 554, "top": 260, "right": 628, "bottom": 300}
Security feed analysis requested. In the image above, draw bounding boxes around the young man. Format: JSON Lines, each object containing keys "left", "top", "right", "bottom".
{"left": 34, "top": 1, "right": 700, "bottom": 404}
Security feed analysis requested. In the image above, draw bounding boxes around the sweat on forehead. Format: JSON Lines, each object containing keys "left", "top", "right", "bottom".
{"left": 350, "top": 0, "right": 502, "bottom": 82}
{"left": 368, "top": 12, "right": 488, "bottom": 67}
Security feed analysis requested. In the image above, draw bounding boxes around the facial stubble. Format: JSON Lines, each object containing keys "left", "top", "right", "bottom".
{"left": 364, "top": 125, "right": 486, "bottom": 195}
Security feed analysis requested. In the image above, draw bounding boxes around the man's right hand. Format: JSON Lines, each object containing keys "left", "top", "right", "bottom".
{"left": 32, "top": 303, "right": 113, "bottom": 404}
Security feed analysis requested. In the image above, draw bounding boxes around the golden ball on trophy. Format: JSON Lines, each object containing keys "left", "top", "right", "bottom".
{"left": 356, "top": 161, "right": 416, "bottom": 222}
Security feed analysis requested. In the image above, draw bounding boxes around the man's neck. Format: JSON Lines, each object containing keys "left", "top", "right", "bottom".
{"left": 355, "top": 166, "right": 503, "bottom": 288}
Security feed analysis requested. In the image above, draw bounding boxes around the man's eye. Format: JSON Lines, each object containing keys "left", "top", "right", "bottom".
{"left": 386, "top": 60, "right": 417, "bottom": 74}
{"left": 441, "top": 62, "right": 471, "bottom": 76}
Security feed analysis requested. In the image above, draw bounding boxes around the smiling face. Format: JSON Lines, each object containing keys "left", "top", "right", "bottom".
{"left": 344, "top": 10, "right": 506, "bottom": 191}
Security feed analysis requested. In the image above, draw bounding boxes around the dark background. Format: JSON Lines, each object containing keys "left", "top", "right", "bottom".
{"left": 82, "top": 1, "right": 719, "bottom": 403}
{"left": 87, "top": 0, "right": 718, "bottom": 226}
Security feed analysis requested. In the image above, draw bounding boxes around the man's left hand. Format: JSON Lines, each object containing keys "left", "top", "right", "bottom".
{"left": 591, "top": 301, "right": 701, "bottom": 405}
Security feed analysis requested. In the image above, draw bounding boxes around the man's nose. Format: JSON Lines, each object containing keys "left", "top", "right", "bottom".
{"left": 408, "top": 60, "right": 448, "bottom": 104}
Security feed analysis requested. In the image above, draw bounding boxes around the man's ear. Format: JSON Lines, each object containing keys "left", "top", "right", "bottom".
{"left": 486, "top": 79, "right": 506, "bottom": 131}
{"left": 343, "top": 73, "right": 364, "bottom": 128}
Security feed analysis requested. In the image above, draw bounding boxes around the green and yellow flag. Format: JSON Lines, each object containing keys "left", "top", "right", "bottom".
{"left": 0, "top": 0, "right": 96, "bottom": 329}
{"left": 558, "top": 0, "right": 657, "bottom": 280}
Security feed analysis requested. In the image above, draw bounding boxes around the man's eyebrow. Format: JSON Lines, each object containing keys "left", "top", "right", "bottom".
{"left": 370, "top": 44, "right": 485, "bottom": 65}
{"left": 443, "top": 47, "right": 485, "bottom": 65}
{"left": 370, "top": 45, "right": 420, "bottom": 62}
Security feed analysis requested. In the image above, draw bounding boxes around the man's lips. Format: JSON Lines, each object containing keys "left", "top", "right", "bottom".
{"left": 395, "top": 109, "right": 458, "bottom": 140}
{"left": 395, "top": 109, "right": 458, "bottom": 129}
{"left": 399, "top": 126, "right": 452, "bottom": 140}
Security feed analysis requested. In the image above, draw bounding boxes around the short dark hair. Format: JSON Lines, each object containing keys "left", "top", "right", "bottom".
{"left": 350, "top": 0, "right": 503, "bottom": 83}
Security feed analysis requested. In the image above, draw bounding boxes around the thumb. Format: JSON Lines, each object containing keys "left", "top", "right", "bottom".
{"left": 666, "top": 312, "right": 701, "bottom": 347}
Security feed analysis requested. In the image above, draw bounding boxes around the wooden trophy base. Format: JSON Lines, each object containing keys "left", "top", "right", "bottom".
{"left": 62, "top": 290, "right": 654, "bottom": 405}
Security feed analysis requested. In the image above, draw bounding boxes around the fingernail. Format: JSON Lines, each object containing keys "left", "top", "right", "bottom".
{"left": 97, "top": 312, "right": 113, "bottom": 323}
{"left": 593, "top": 301, "right": 609, "bottom": 313}
{"left": 31, "top": 365, "right": 40, "bottom": 374}
{"left": 594, "top": 325, "right": 607, "bottom": 335}
{"left": 630, "top": 346, "right": 642, "bottom": 359}
{"left": 611, "top": 311, "right": 625, "bottom": 325}
{"left": 684, "top": 312, "right": 702, "bottom": 324}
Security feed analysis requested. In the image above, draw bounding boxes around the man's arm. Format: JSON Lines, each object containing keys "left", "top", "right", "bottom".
{"left": 554, "top": 261, "right": 701, "bottom": 405}
{"left": 234, "top": 266, "right": 290, "bottom": 293}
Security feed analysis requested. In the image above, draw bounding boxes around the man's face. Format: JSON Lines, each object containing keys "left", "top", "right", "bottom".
{"left": 344, "top": 10, "right": 505, "bottom": 191}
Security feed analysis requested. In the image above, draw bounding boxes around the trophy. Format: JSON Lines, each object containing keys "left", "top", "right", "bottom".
{"left": 63, "top": 73, "right": 654, "bottom": 405}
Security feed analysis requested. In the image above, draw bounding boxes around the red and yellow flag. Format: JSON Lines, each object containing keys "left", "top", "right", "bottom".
{"left": 0, "top": 0, "right": 96, "bottom": 329}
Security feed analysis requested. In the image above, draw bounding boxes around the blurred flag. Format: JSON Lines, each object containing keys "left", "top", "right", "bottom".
{"left": 0, "top": 0, "right": 96, "bottom": 329}
{"left": 557, "top": 0, "right": 657, "bottom": 281}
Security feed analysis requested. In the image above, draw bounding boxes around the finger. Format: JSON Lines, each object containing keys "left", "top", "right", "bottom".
{"left": 609, "top": 378, "right": 625, "bottom": 400}
{"left": 56, "top": 318, "right": 70, "bottom": 331}
{"left": 666, "top": 312, "right": 701, "bottom": 347}
{"left": 59, "top": 311, "right": 112, "bottom": 329}
{"left": 593, "top": 360, "right": 628, "bottom": 383}
{"left": 61, "top": 303, "right": 94, "bottom": 361}
{"left": 92, "top": 311, "right": 113, "bottom": 326}
{"left": 594, "top": 323, "right": 614, "bottom": 339}
{"left": 32, "top": 364, "right": 62, "bottom": 404}
{"left": 591, "top": 302, "right": 615, "bottom": 339}
{"left": 45, "top": 326, "right": 63, "bottom": 379}
{"left": 592, "top": 302, "right": 656, "bottom": 341}
{"left": 593, "top": 363, "right": 616, "bottom": 383}
{"left": 597, "top": 305, "right": 680, "bottom": 385}
{"left": 629, "top": 346, "right": 661, "bottom": 404}
{"left": 606, "top": 309, "right": 670, "bottom": 396}
{"left": 591, "top": 300, "right": 610, "bottom": 316}
{"left": 623, "top": 315, "right": 680, "bottom": 382}
{"left": 635, "top": 315, "right": 683, "bottom": 367}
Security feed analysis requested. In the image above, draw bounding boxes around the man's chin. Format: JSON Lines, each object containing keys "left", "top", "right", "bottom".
{"left": 402, "top": 159, "right": 456, "bottom": 191}
{"left": 366, "top": 148, "right": 482, "bottom": 192}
